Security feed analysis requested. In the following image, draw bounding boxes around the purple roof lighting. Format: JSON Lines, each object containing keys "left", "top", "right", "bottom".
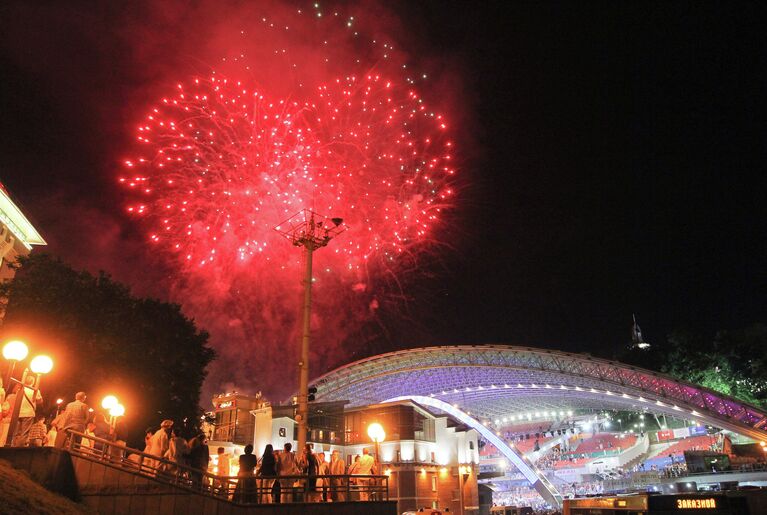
{"left": 312, "top": 345, "right": 767, "bottom": 441}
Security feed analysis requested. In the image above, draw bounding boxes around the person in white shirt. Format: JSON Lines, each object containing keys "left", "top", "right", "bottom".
{"left": 54, "top": 392, "right": 90, "bottom": 448}
{"left": 354, "top": 448, "right": 377, "bottom": 500}
{"left": 275, "top": 442, "right": 299, "bottom": 503}
{"left": 146, "top": 419, "right": 173, "bottom": 474}
{"left": 81, "top": 422, "right": 97, "bottom": 450}
{"left": 329, "top": 450, "right": 346, "bottom": 501}
{"left": 0, "top": 387, "right": 13, "bottom": 447}
{"left": 12, "top": 375, "right": 42, "bottom": 446}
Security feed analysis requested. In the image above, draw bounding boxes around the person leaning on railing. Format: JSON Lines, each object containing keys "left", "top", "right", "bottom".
{"left": 275, "top": 442, "right": 299, "bottom": 503}
{"left": 54, "top": 392, "right": 89, "bottom": 448}
{"left": 257, "top": 444, "right": 278, "bottom": 503}
{"left": 188, "top": 433, "right": 211, "bottom": 490}
{"left": 316, "top": 452, "right": 329, "bottom": 501}
{"left": 235, "top": 443, "right": 258, "bottom": 503}
{"left": 353, "top": 448, "right": 376, "bottom": 501}
{"left": 329, "top": 450, "right": 346, "bottom": 502}
{"left": 300, "top": 443, "right": 321, "bottom": 502}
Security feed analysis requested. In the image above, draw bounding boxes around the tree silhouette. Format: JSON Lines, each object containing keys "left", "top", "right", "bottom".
{"left": 0, "top": 254, "right": 215, "bottom": 447}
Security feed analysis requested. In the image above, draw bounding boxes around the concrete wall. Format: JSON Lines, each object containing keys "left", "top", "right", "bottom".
{"left": 0, "top": 447, "right": 78, "bottom": 499}
{"left": 71, "top": 453, "right": 396, "bottom": 515}
{"left": 386, "top": 463, "right": 479, "bottom": 515}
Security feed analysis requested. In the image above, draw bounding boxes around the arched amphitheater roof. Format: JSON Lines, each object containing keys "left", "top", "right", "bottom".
{"left": 313, "top": 345, "right": 767, "bottom": 441}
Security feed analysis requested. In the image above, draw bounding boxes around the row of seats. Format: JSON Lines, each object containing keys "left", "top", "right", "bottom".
{"left": 573, "top": 433, "right": 637, "bottom": 454}
{"left": 663, "top": 435, "right": 716, "bottom": 456}
{"left": 479, "top": 435, "right": 554, "bottom": 456}
{"left": 498, "top": 421, "right": 553, "bottom": 434}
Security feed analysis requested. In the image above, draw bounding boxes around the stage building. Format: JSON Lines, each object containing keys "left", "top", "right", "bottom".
{"left": 207, "top": 345, "right": 767, "bottom": 512}
{"left": 210, "top": 391, "right": 267, "bottom": 446}
{"left": 248, "top": 398, "right": 481, "bottom": 514}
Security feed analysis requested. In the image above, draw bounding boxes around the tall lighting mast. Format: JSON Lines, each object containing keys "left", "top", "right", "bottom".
{"left": 276, "top": 209, "right": 345, "bottom": 451}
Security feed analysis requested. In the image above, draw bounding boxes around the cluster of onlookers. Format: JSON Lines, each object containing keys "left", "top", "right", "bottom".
{"left": 135, "top": 418, "right": 211, "bottom": 487}
{"left": 133, "top": 421, "right": 382, "bottom": 504}
{"left": 0, "top": 375, "right": 43, "bottom": 446}
{"left": 231, "top": 443, "right": 379, "bottom": 503}
{"left": 0, "top": 386, "right": 94, "bottom": 448}
{"left": 662, "top": 461, "right": 688, "bottom": 478}
{"left": 3, "top": 384, "right": 384, "bottom": 505}
{"left": 492, "top": 487, "right": 553, "bottom": 511}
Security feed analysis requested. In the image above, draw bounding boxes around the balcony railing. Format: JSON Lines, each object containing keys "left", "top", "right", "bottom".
{"left": 64, "top": 430, "right": 388, "bottom": 504}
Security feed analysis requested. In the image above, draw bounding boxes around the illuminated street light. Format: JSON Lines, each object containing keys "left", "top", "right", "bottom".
{"left": 368, "top": 422, "right": 385, "bottom": 443}
{"left": 109, "top": 403, "right": 126, "bottom": 436}
{"left": 2, "top": 340, "right": 28, "bottom": 361}
{"left": 29, "top": 355, "right": 53, "bottom": 374}
{"left": 102, "top": 396, "right": 125, "bottom": 438}
{"left": 110, "top": 404, "right": 125, "bottom": 418}
{"left": 2, "top": 340, "right": 28, "bottom": 390}
{"left": 102, "top": 395, "right": 119, "bottom": 410}
{"left": 368, "top": 422, "right": 386, "bottom": 465}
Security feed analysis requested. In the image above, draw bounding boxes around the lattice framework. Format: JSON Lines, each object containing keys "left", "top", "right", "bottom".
{"left": 313, "top": 345, "right": 767, "bottom": 440}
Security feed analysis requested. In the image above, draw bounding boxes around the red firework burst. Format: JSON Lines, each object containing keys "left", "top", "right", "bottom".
{"left": 122, "top": 69, "right": 455, "bottom": 274}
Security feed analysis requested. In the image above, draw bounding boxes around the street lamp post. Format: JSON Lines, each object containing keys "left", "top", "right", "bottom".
{"left": 276, "top": 210, "right": 345, "bottom": 452}
{"left": 109, "top": 404, "right": 125, "bottom": 438}
{"left": 367, "top": 422, "right": 386, "bottom": 467}
{"left": 102, "top": 395, "right": 124, "bottom": 440}
{"left": 458, "top": 465, "right": 468, "bottom": 515}
{"left": 4, "top": 352, "right": 52, "bottom": 447}
{"left": 367, "top": 423, "right": 386, "bottom": 501}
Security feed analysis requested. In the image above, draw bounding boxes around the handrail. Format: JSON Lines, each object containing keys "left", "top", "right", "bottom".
{"left": 64, "top": 429, "right": 389, "bottom": 504}
{"left": 602, "top": 465, "right": 767, "bottom": 493}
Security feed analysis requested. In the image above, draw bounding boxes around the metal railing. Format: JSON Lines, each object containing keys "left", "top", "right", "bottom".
{"left": 64, "top": 430, "right": 388, "bottom": 504}
{"left": 602, "top": 465, "right": 767, "bottom": 492}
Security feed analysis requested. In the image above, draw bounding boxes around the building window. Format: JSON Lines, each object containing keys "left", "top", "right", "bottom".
{"left": 469, "top": 441, "right": 474, "bottom": 450}
{"left": 431, "top": 475, "right": 437, "bottom": 492}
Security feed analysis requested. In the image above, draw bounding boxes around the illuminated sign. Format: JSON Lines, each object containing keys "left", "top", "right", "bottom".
{"left": 676, "top": 498, "right": 717, "bottom": 509}
{"left": 217, "top": 400, "right": 235, "bottom": 409}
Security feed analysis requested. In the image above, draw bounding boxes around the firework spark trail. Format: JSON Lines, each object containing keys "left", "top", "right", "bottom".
{"left": 123, "top": 74, "right": 454, "bottom": 271}
{"left": 120, "top": 5, "right": 459, "bottom": 397}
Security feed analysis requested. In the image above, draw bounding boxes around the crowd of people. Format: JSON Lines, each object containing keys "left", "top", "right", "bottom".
{"left": 0, "top": 382, "right": 93, "bottom": 448}
{"left": 228, "top": 443, "right": 380, "bottom": 504}
{"left": 2, "top": 382, "right": 385, "bottom": 505}
{"left": 134, "top": 419, "right": 383, "bottom": 504}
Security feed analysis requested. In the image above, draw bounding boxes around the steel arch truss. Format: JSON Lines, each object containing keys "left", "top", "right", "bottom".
{"left": 313, "top": 345, "right": 767, "bottom": 441}
{"left": 385, "top": 395, "right": 563, "bottom": 508}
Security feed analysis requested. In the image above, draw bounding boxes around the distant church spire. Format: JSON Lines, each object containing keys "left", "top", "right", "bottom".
{"left": 631, "top": 314, "right": 650, "bottom": 349}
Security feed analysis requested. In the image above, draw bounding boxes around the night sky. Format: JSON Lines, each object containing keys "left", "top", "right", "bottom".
{"left": 0, "top": 1, "right": 764, "bottom": 388}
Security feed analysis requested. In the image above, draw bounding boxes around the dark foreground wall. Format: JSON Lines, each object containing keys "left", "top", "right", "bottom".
{"left": 0, "top": 448, "right": 397, "bottom": 515}
{"left": 0, "top": 447, "right": 79, "bottom": 499}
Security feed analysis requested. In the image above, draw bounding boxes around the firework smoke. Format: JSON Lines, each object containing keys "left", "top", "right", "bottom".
{"left": 120, "top": 2, "right": 460, "bottom": 400}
